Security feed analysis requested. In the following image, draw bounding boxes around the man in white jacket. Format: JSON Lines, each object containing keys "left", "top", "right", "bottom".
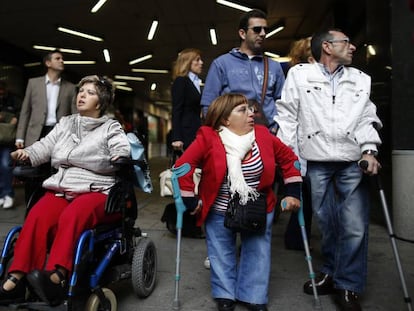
{"left": 275, "top": 29, "right": 382, "bottom": 311}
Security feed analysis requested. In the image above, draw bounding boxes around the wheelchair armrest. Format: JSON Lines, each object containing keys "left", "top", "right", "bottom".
{"left": 111, "top": 156, "right": 131, "bottom": 166}
{"left": 111, "top": 157, "right": 147, "bottom": 171}
{"left": 13, "top": 162, "right": 49, "bottom": 180}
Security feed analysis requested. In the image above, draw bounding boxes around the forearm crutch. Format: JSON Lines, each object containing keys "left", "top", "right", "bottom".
{"left": 360, "top": 160, "right": 412, "bottom": 311}
{"left": 170, "top": 163, "right": 191, "bottom": 311}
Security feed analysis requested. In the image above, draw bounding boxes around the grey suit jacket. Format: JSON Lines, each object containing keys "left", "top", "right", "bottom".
{"left": 16, "top": 76, "right": 77, "bottom": 147}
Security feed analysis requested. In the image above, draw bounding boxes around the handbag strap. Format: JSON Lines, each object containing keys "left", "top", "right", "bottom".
{"left": 260, "top": 56, "right": 269, "bottom": 106}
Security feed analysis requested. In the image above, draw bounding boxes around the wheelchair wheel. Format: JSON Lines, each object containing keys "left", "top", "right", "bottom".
{"left": 84, "top": 287, "right": 117, "bottom": 311}
{"left": 131, "top": 237, "right": 157, "bottom": 297}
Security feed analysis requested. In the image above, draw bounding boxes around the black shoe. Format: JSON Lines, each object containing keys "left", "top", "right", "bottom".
{"left": 216, "top": 298, "right": 235, "bottom": 311}
{"left": 303, "top": 272, "right": 334, "bottom": 295}
{"left": 246, "top": 303, "right": 268, "bottom": 311}
{"left": 0, "top": 274, "right": 26, "bottom": 305}
{"left": 27, "top": 270, "right": 66, "bottom": 306}
{"left": 335, "top": 289, "right": 362, "bottom": 311}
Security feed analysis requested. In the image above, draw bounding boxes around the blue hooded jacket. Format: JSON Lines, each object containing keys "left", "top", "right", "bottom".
{"left": 201, "top": 48, "right": 285, "bottom": 129}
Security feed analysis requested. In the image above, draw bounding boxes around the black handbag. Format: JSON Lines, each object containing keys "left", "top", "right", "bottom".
{"left": 224, "top": 192, "right": 267, "bottom": 234}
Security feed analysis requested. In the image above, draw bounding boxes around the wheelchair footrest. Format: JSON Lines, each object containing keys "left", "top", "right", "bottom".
{"left": 9, "top": 301, "right": 67, "bottom": 310}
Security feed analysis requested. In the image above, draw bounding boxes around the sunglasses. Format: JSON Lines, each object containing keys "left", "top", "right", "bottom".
{"left": 247, "top": 26, "right": 269, "bottom": 34}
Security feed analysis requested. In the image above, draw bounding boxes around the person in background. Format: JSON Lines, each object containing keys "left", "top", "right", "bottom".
{"left": 171, "top": 48, "right": 203, "bottom": 151}
{"left": 275, "top": 29, "right": 382, "bottom": 311}
{"left": 132, "top": 109, "right": 149, "bottom": 159}
{"left": 170, "top": 48, "right": 205, "bottom": 239}
{"left": 287, "top": 37, "right": 314, "bottom": 67}
{"left": 0, "top": 75, "right": 130, "bottom": 306}
{"left": 0, "top": 81, "right": 21, "bottom": 209}
{"left": 15, "top": 50, "right": 77, "bottom": 204}
{"left": 176, "top": 93, "right": 302, "bottom": 311}
{"left": 282, "top": 36, "right": 314, "bottom": 251}
{"left": 201, "top": 9, "right": 285, "bottom": 136}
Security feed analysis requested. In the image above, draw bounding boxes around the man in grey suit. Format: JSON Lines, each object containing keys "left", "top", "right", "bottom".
{"left": 15, "top": 50, "right": 77, "bottom": 204}
{"left": 16, "top": 50, "right": 77, "bottom": 148}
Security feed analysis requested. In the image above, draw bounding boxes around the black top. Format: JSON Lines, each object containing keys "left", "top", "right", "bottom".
{"left": 171, "top": 76, "right": 202, "bottom": 150}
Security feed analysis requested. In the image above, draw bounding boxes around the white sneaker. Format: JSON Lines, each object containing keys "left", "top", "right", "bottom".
{"left": 0, "top": 198, "right": 4, "bottom": 207}
{"left": 204, "top": 256, "right": 210, "bottom": 269}
{"left": 3, "top": 196, "right": 14, "bottom": 209}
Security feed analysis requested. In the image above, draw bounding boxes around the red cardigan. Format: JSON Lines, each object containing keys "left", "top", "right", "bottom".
{"left": 175, "top": 125, "right": 302, "bottom": 225}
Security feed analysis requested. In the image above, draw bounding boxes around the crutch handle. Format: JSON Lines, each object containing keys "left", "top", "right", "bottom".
{"left": 358, "top": 160, "right": 369, "bottom": 170}
{"left": 171, "top": 163, "right": 191, "bottom": 229}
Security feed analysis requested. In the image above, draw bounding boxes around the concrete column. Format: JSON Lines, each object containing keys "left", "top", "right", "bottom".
{"left": 391, "top": 0, "right": 414, "bottom": 238}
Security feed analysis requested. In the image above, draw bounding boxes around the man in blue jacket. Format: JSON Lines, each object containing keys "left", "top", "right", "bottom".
{"left": 201, "top": 9, "right": 285, "bottom": 135}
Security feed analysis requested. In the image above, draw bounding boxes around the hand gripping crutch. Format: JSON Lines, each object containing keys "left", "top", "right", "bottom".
{"left": 359, "top": 160, "right": 412, "bottom": 311}
{"left": 170, "top": 163, "right": 191, "bottom": 311}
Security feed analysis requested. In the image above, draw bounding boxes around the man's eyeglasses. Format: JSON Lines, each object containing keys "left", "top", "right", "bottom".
{"left": 327, "top": 38, "right": 350, "bottom": 45}
{"left": 247, "top": 26, "right": 269, "bottom": 34}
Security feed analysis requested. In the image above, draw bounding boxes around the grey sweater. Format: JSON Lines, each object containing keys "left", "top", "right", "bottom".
{"left": 26, "top": 114, "right": 130, "bottom": 198}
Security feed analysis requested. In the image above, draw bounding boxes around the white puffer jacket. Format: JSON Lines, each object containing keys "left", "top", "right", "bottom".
{"left": 26, "top": 114, "right": 130, "bottom": 198}
{"left": 275, "top": 62, "right": 382, "bottom": 162}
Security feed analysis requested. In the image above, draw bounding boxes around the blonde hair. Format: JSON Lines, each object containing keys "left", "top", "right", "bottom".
{"left": 172, "top": 48, "right": 201, "bottom": 79}
{"left": 204, "top": 93, "right": 248, "bottom": 130}
{"left": 288, "top": 37, "right": 313, "bottom": 66}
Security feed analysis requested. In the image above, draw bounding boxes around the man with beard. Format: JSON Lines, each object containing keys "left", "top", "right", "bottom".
{"left": 201, "top": 9, "right": 284, "bottom": 136}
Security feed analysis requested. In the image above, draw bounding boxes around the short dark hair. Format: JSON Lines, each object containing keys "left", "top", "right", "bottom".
{"left": 78, "top": 75, "right": 115, "bottom": 116}
{"left": 43, "top": 50, "right": 62, "bottom": 65}
{"left": 310, "top": 28, "right": 342, "bottom": 61}
{"left": 238, "top": 9, "right": 267, "bottom": 31}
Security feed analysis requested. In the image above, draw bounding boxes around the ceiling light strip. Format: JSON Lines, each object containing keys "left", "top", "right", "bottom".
{"left": 131, "top": 68, "right": 169, "bottom": 74}
{"left": 114, "top": 75, "right": 145, "bottom": 81}
{"left": 147, "top": 20, "right": 159, "bottom": 40}
{"left": 64, "top": 61, "right": 96, "bottom": 65}
{"left": 210, "top": 28, "right": 218, "bottom": 45}
{"left": 129, "top": 54, "right": 153, "bottom": 65}
{"left": 265, "top": 26, "right": 285, "bottom": 38}
{"left": 91, "top": 0, "right": 108, "bottom": 13}
{"left": 57, "top": 26, "right": 104, "bottom": 42}
{"left": 216, "top": 0, "right": 252, "bottom": 12}
{"left": 33, "top": 45, "right": 82, "bottom": 54}
{"left": 103, "top": 49, "right": 111, "bottom": 62}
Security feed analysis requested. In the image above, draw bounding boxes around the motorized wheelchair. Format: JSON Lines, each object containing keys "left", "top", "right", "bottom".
{"left": 0, "top": 157, "right": 157, "bottom": 310}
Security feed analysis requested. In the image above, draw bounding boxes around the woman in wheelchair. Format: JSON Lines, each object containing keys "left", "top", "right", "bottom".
{"left": 0, "top": 75, "right": 130, "bottom": 306}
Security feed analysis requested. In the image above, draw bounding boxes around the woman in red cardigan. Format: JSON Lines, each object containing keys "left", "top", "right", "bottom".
{"left": 175, "top": 93, "right": 302, "bottom": 311}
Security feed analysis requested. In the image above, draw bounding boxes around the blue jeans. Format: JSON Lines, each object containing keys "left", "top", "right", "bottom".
{"left": 0, "top": 146, "right": 14, "bottom": 198}
{"left": 205, "top": 210, "right": 274, "bottom": 304}
{"left": 307, "top": 161, "right": 369, "bottom": 293}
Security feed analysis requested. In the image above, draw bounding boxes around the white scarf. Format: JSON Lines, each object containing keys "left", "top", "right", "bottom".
{"left": 219, "top": 126, "right": 259, "bottom": 204}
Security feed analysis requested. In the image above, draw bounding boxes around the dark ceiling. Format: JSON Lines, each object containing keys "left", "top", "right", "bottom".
{"left": 0, "top": 0, "right": 368, "bottom": 111}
